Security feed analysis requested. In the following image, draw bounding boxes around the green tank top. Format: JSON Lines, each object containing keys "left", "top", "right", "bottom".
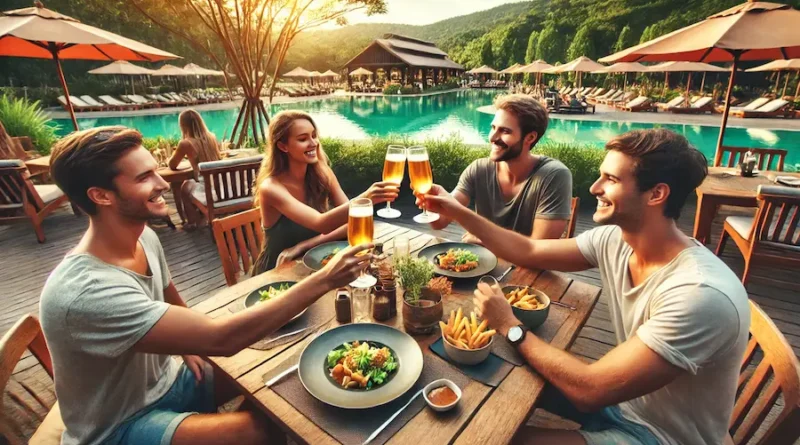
{"left": 252, "top": 214, "right": 320, "bottom": 274}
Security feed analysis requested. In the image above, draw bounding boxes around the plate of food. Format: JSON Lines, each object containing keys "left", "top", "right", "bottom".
{"left": 244, "top": 281, "right": 308, "bottom": 322}
{"left": 302, "top": 241, "right": 350, "bottom": 271}
{"left": 417, "top": 242, "right": 498, "bottom": 279}
{"left": 298, "top": 323, "right": 423, "bottom": 409}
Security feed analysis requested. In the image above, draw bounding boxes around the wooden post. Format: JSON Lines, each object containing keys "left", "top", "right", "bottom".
{"left": 781, "top": 71, "right": 789, "bottom": 97}
{"left": 795, "top": 71, "right": 800, "bottom": 98}
{"left": 775, "top": 70, "right": 782, "bottom": 95}
{"left": 51, "top": 47, "right": 78, "bottom": 131}
{"left": 715, "top": 53, "right": 740, "bottom": 162}
{"left": 700, "top": 72, "right": 707, "bottom": 94}
{"left": 685, "top": 72, "right": 692, "bottom": 106}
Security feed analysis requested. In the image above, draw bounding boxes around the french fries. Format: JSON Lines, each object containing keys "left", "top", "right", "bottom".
{"left": 505, "top": 286, "right": 547, "bottom": 310}
{"left": 440, "top": 309, "right": 495, "bottom": 350}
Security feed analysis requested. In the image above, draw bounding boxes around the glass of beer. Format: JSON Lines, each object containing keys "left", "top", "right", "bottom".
{"left": 348, "top": 197, "right": 377, "bottom": 288}
{"left": 376, "top": 145, "right": 406, "bottom": 219}
{"left": 407, "top": 146, "right": 439, "bottom": 223}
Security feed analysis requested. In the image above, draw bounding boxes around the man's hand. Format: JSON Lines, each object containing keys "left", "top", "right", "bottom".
{"left": 461, "top": 232, "right": 483, "bottom": 245}
{"left": 414, "top": 184, "right": 465, "bottom": 219}
{"left": 276, "top": 245, "right": 304, "bottom": 267}
{"left": 182, "top": 355, "right": 206, "bottom": 385}
{"left": 320, "top": 243, "right": 374, "bottom": 288}
{"left": 473, "top": 281, "right": 520, "bottom": 336}
{"left": 360, "top": 181, "right": 400, "bottom": 205}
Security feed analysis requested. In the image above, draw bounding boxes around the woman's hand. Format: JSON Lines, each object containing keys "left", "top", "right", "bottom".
{"left": 276, "top": 244, "right": 305, "bottom": 267}
{"left": 359, "top": 181, "right": 399, "bottom": 205}
{"left": 320, "top": 243, "right": 374, "bottom": 289}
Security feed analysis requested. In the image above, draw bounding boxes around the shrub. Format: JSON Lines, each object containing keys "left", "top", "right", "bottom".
{"left": 532, "top": 142, "right": 604, "bottom": 203}
{"left": 400, "top": 85, "right": 418, "bottom": 95}
{"left": 0, "top": 95, "right": 59, "bottom": 154}
{"left": 383, "top": 84, "right": 401, "bottom": 95}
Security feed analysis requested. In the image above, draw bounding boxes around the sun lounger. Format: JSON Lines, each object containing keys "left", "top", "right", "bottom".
{"left": 123, "top": 95, "right": 159, "bottom": 108}
{"left": 618, "top": 96, "right": 656, "bottom": 112}
{"left": 718, "top": 97, "right": 770, "bottom": 114}
{"left": 98, "top": 95, "right": 139, "bottom": 110}
{"left": 597, "top": 91, "right": 625, "bottom": 105}
{"left": 148, "top": 94, "right": 178, "bottom": 106}
{"left": 610, "top": 91, "right": 637, "bottom": 105}
{"left": 656, "top": 96, "right": 687, "bottom": 111}
{"left": 78, "top": 95, "right": 111, "bottom": 110}
{"left": 588, "top": 89, "right": 616, "bottom": 104}
{"left": 586, "top": 88, "right": 606, "bottom": 98}
{"left": 58, "top": 96, "right": 102, "bottom": 112}
{"left": 731, "top": 99, "right": 794, "bottom": 118}
{"left": 665, "top": 96, "right": 714, "bottom": 114}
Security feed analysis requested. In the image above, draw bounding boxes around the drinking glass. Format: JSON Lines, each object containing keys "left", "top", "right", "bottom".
{"left": 352, "top": 287, "right": 371, "bottom": 323}
{"left": 407, "top": 146, "right": 439, "bottom": 223}
{"left": 376, "top": 145, "right": 406, "bottom": 219}
{"left": 348, "top": 197, "right": 377, "bottom": 288}
{"left": 393, "top": 235, "right": 410, "bottom": 257}
{"left": 478, "top": 275, "right": 501, "bottom": 297}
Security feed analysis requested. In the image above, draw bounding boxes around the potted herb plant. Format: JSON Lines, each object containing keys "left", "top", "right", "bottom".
{"left": 394, "top": 255, "right": 442, "bottom": 334}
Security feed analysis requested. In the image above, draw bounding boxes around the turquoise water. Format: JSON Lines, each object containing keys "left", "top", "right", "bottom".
{"left": 52, "top": 90, "right": 800, "bottom": 166}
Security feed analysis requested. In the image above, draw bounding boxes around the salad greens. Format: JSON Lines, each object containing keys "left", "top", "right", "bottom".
{"left": 327, "top": 341, "right": 398, "bottom": 390}
{"left": 258, "top": 283, "right": 291, "bottom": 301}
{"left": 451, "top": 249, "right": 478, "bottom": 265}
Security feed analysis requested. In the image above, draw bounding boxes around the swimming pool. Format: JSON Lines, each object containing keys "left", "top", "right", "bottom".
{"left": 51, "top": 90, "right": 800, "bottom": 166}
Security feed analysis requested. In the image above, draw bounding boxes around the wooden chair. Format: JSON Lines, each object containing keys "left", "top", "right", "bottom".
{"left": 714, "top": 146, "right": 787, "bottom": 172}
{"left": 212, "top": 208, "right": 265, "bottom": 286}
{"left": 190, "top": 155, "right": 263, "bottom": 227}
{"left": 1, "top": 315, "right": 62, "bottom": 445}
{"left": 727, "top": 301, "right": 800, "bottom": 444}
{"left": 0, "top": 160, "right": 73, "bottom": 243}
{"left": 564, "top": 197, "right": 580, "bottom": 239}
{"left": 715, "top": 185, "right": 800, "bottom": 286}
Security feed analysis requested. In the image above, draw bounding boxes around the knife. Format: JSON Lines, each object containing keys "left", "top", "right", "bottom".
{"left": 363, "top": 389, "right": 423, "bottom": 445}
{"left": 265, "top": 364, "right": 298, "bottom": 387}
{"left": 496, "top": 265, "right": 515, "bottom": 282}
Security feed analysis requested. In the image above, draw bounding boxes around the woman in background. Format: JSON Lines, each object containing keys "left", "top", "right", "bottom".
{"left": 168, "top": 109, "right": 221, "bottom": 230}
{"left": 252, "top": 110, "right": 398, "bottom": 273}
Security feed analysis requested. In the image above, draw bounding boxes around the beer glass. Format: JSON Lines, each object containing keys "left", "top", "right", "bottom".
{"left": 376, "top": 145, "right": 406, "bottom": 219}
{"left": 407, "top": 146, "right": 439, "bottom": 223}
{"left": 348, "top": 197, "right": 377, "bottom": 288}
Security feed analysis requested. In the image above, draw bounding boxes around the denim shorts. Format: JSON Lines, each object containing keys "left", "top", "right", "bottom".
{"left": 105, "top": 362, "right": 216, "bottom": 445}
{"left": 537, "top": 385, "right": 660, "bottom": 445}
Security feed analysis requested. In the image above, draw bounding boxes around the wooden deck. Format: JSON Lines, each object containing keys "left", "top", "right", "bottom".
{"left": 1, "top": 197, "right": 798, "bottom": 442}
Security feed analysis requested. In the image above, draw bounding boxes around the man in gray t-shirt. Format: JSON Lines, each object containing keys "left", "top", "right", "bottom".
{"left": 432, "top": 94, "right": 573, "bottom": 241}
{"left": 416, "top": 129, "right": 749, "bottom": 445}
{"left": 38, "top": 126, "right": 371, "bottom": 445}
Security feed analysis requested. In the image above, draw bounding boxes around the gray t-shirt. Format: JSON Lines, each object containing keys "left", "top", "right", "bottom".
{"left": 577, "top": 225, "right": 750, "bottom": 445}
{"left": 454, "top": 156, "right": 572, "bottom": 236}
{"left": 39, "top": 227, "right": 180, "bottom": 445}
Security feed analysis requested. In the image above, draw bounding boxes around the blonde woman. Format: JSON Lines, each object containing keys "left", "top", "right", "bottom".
{"left": 252, "top": 110, "right": 398, "bottom": 273}
{"left": 168, "top": 109, "right": 221, "bottom": 230}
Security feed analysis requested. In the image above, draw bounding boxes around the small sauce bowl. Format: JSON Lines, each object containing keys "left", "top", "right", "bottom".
{"left": 423, "top": 378, "right": 462, "bottom": 412}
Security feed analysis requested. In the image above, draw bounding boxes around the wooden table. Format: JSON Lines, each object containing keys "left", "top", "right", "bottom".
{"left": 157, "top": 162, "right": 194, "bottom": 224}
{"left": 194, "top": 222, "right": 601, "bottom": 445}
{"left": 693, "top": 167, "right": 800, "bottom": 244}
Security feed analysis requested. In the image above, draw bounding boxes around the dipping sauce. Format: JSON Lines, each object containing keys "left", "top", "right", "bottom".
{"left": 427, "top": 386, "right": 458, "bottom": 406}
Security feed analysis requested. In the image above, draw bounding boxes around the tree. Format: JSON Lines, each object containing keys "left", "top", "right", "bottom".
{"left": 639, "top": 24, "right": 655, "bottom": 44}
{"left": 480, "top": 39, "right": 494, "bottom": 67}
{"left": 525, "top": 30, "right": 539, "bottom": 63}
{"left": 130, "top": 0, "right": 387, "bottom": 146}
{"left": 567, "top": 24, "right": 595, "bottom": 60}
{"left": 613, "top": 25, "right": 635, "bottom": 53}
{"left": 536, "top": 23, "right": 565, "bottom": 63}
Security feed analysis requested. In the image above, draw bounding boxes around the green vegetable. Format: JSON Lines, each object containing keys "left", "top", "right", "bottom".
{"left": 327, "top": 341, "right": 398, "bottom": 390}
{"left": 258, "top": 283, "right": 291, "bottom": 301}
{"left": 452, "top": 249, "right": 479, "bottom": 265}
{"left": 393, "top": 256, "right": 434, "bottom": 305}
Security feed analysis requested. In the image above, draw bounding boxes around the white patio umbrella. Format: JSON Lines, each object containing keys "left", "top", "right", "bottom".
{"left": 516, "top": 60, "right": 554, "bottom": 85}
{"left": 746, "top": 58, "right": 800, "bottom": 97}
{"left": 545, "top": 56, "right": 606, "bottom": 88}
{"left": 284, "top": 66, "right": 312, "bottom": 78}
{"left": 349, "top": 67, "right": 373, "bottom": 76}
{"left": 467, "top": 65, "right": 498, "bottom": 74}
{"left": 151, "top": 64, "right": 191, "bottom": 76}
{"left": 592, "top": 61, "right": 649, "bottom": 90}
{"left": 183, "top": 63, "right": 223, "bottom": 76}
{"left": 87, "top": 60, "right": 155, "bottom": 94}
{"left": 647, "top": 61, "right": 729, "bottom": 100}
{"left": 321, "top": 69, "right": 340, "bottom": 79}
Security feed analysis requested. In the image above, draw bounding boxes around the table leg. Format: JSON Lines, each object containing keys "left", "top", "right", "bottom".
{"left": 171, "top": 181, "right": 187, "bottom": 224}
{"left": 693, "top": 193, "right": 717, "bottom": 245}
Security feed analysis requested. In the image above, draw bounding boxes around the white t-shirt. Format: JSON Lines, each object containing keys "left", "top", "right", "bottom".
{"left": 577, "top": 225, "right": 749, "bottom": 445}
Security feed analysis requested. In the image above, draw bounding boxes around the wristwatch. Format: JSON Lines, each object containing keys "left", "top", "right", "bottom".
{"left": 506, "top": 324, "right": 529, "bottom": 348}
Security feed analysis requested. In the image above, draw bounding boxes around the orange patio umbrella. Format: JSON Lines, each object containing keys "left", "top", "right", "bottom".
{"left": 746, "top": 58, "right": 800, "bottom": 97}
{"left": 600, "top": 1, "right": 800, "bottom": 158}
{"left": 0, "top": 2, "right": 179, "bottom": 130}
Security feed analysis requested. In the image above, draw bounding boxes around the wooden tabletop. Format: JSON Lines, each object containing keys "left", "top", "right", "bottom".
{"left": 195, "top": 222, "right": 601, "bottom": 445}
{"left": 24, "top": 155, "right": 51, "bottom": 177}
{"left": 693, "top": 167, "right": 800, "bottom": 244}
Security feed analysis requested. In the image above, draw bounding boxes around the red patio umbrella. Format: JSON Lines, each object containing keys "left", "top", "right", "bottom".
{"left": 0, "top": 2, "right": 179, "bottom": 130}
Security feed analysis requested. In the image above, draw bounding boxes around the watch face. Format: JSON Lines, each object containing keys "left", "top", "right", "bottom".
{"left": 508, "top": 326, "right": 523, "bottom": 343}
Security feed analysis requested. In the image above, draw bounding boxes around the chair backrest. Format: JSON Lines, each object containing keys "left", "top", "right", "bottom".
{"left": 692, "top": 96, "right": 713, "bottom": 108}
{"left": 730, "top": 301, "right": 800, "bottom": 445}
{"left": 744, "top": 97, "right": 770, "bottom": 110}
{"left": 665, "top": 96, "right": 685, "bottom": 107}
{"left": 756, "top": 99, "right": 789, "bottom": 113}
{"left": 626, "top": 96, "right": 648, "bottom": 107}
{"left": 98, "top": 95, "right": 123, "bottom": 105}
{"left": 212, "top": 208, "right": 264, "bottom": 286}
{"left": 564, "top": 197, "right": 579, "bottom": 239}
{"left": 714, "top": 146, "right": 787, "bottom": 171}
{"left": 198, "top": 155, "right": 263, "bottom": 210}
{"left": 750, "top": 185, "right": 800, "bottom": 248}
{"left": 0, "top": 160, "right": 44, "bottom": 211}
{"left": 0, "top": 315, "right": 54, "bottom": 444}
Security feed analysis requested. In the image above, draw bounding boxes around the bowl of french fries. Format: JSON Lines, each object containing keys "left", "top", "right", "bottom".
{"left": 503, "top": 286, "right": 550, "bottom": 330}
{"left": 439, "top": 308, "right": 496, "bottom": 365}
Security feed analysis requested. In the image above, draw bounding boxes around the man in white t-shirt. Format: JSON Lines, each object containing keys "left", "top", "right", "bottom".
{"left": 416, "top": 129, "right": 749, "bottom": 445}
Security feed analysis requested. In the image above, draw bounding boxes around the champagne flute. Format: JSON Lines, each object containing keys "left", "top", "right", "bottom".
{"left": 376, "top": 145, "right": 406, "bottom": 219}
{"left": 348, "top": 197, "right": 377, "bottom": 288}
{"left": 407, "top": 146, "right": 439, "bottom": 223}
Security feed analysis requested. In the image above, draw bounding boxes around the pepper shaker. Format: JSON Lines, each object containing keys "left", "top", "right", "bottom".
{"left": 335, "top": 288, "right": 352, "bottom": 323}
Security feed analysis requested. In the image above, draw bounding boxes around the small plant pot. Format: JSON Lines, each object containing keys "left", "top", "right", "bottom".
{"left": 402, "top": 286, "right": 443, "bottom": 335}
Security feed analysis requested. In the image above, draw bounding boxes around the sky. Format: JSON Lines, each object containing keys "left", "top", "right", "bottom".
{"left": 339, "top": 0, "right": 527, "bottom": 27}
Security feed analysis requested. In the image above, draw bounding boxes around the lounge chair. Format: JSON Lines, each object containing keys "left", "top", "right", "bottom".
{"left": 124, "top": 95, "right": 159, "bottom": 108}
{"left": 730, "top": 99, "right": 794, "bottom": 118}
{"left": 98, "top": 95, "right": 139, "bottom": 110}
{"left": 597, "top": 91, "right": 625, "bottom": 105}
{"left": 656, "top": 96, "right": 687, "bottom": 111}
{"left": 717, "top": 97, "right": 770, "bottom": 114}
{"left": 148, "top": 94, "right": 179, "bottom": 106}
{"left": 79, "top": 95, "right": 111, "bottom": 110}
{"left": 618, "top": 96, "right": 655, "bottom": 112}
{"left": 609, "top": 91, "right": 637, "bottom": 105}
{"left": 58, "top": 96, "right": 101, "bottom": 112}
{"left": 586, "top": 88, "right": 606, "bottom": 99}
{"left": 587, "top": 89, "right": 615, "bottom": 104}
{"left": 665, "top": 96, "right": 714, "bottom": 114}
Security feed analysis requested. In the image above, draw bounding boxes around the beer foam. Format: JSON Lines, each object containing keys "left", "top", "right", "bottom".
{"left": 349, "top": 205, "right": 374, "bottom": 217}
{"left": 385, "top": 153, "right": 406, "bottom": 162}
{"left": 407, "top": 153, "right": 429, "bottom": 162}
